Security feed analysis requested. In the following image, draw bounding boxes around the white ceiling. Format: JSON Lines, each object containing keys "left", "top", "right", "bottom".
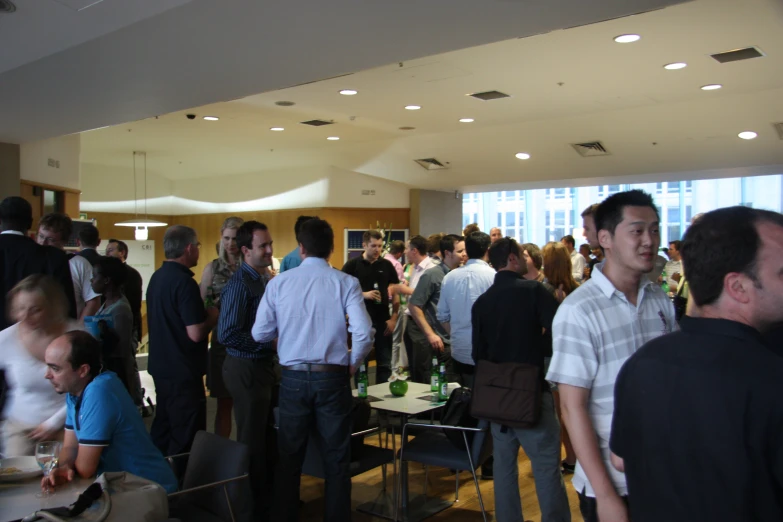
{"left": 80, "top": 0, "right": 783, "bottom": 194}
{"left": 0, "top": 0, "right": 686, "bottom": 144}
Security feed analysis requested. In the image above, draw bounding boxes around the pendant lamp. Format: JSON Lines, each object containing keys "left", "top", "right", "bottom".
{"left": 115, "top": 151, "right": 167, "bottom": 239}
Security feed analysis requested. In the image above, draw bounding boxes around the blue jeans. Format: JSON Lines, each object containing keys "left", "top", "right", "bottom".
{"left": 491, "top": 392, "right": 571, "bottom": 522}
{"left": 274, "top": 370, "right": 353, "bottom": 522}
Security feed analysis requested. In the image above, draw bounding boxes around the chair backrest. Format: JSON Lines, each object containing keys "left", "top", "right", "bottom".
{"left": 181, "top": 431, "right": 250, "bottom": 520}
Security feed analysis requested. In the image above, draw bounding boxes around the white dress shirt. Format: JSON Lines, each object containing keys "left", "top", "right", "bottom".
{"left": 570, "top": 250, "right": 587, "bottom": 283}
{"left": 252, "top": 257, "right": 374, "bottom": 367}
{"left": 70, "top": 255, "right": 99, "bottom": 317}
{"left": 436, "top": 259, "right": 495, "bottom": 365}
{"left": 404, "top": 256, "right": 435, "bottom": 317}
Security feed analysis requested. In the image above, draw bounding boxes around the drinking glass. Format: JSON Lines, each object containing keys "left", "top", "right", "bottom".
{"left": 35, "top": 440, "right": 61, "bottom": 498}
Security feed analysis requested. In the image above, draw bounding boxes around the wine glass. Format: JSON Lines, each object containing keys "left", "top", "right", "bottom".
{"left": 35, "top": 440, "right": 61, "bottom": 498}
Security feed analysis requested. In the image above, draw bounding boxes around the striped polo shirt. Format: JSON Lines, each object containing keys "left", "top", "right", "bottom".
{"left": 546, "top": 263, "right": 677, "bottom": 497}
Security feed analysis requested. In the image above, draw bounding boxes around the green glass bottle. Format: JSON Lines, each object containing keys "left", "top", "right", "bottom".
{"left": 437, "top": 363, "right": 448, "bottom": 402}
{"left": 430, "top": 357, "right": 439, "bottom": 392}
{"left": 204, "top": 286, "right": 215, "bottom": 308}
{"left": 661, "top": 270, "right": 670, "bottom": 294}
{"left": 357, "top": 364, "right": 368, "bottom": 399}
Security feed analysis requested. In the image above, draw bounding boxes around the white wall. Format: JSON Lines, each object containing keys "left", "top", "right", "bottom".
{"left": 412, "top": 189, "right": 463, "bottom": 236}
{"left": 20, "top": 134, "right": 81, "bottom": 190}
{"left": 80, "top": 164, "right": 410, "bottom": 214}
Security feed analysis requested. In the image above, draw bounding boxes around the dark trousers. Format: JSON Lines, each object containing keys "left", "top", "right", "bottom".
{"left": 223, "top": 356, "right": 279, "bottom": 522}
{"left": 453, "top": 358, "right": 476, "bottom": 388}
{"left": 274, "top": 369, "right": 353, "bottom": 522}
{"left": 406, "top": 323, "right": 457, "bottom": 385}
{"left": 578, "top": 488, "right": 629, "bottom": 522}
{"left": 372, "top": 322, "right": 392, "bottom": 384}
{"left": 150, "top": 378, "right": 206, "bottom": 461}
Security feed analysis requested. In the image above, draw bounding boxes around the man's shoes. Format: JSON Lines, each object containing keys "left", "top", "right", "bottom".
{"left": 561, "top": 461, "right": 576, "bottom": 474}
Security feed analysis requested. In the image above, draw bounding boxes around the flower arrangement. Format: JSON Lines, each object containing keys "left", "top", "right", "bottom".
{"left": 370, "top": 220, "right": 394, "bottom": 257}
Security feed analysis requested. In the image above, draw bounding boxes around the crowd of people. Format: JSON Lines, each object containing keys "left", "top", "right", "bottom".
{"left": 1, "top": 187, "right": 783, "bottom": 522}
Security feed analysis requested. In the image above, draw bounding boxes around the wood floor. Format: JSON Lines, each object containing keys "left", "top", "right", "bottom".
{"left": 298, "top": 432, "right": 583, "bottom": 521}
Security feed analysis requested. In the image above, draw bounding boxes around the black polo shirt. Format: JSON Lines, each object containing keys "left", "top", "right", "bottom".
{"left": 610, "top": 316, "right": 783, "bottom": 522}
{"left": 342, "top": 255, "right": 399, "bottom": 324}
{"left": 471, "top": 271, "right": 558, "bottom": 385}
{"left": 146, "top": 261, "right": 207, "bottom": 383}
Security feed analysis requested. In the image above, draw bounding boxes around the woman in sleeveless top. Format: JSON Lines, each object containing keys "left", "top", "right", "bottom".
{"left": 199, "top": 217, "right": 243, "bottom": 438}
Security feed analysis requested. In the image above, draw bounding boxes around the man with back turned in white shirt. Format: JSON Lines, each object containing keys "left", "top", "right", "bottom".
{"left": 252, "top": 218, "right": 373, "bottom": 522}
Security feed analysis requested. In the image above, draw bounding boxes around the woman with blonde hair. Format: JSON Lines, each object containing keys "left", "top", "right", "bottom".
{"left": 200, "top": 216, "right": 243, "bottom": 438}
{"left": 541, "top": 240, "right": 579, "bottom": 474}
{"left": 0, "top": 275, "right": 80, "bottom": 456}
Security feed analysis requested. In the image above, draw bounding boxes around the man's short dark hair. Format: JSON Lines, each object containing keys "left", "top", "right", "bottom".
{"left": 78, "top": 224, "right": 100, "bottom": 248}
{"left": 0, "top": 196, "right": 33, "bottom": 232}
{"left": 681, "top": 207, "right": 783, "bottom": 307}
{"left": 388, "top": 240, "right": 405, "bottom": 256}
{"left": 561, "top": 235, "right": 575, "bottom": 247}
{"left": 298, "top": 218, "right": 334, "bottom": 259}
{"left": 465, "top": 231, "right": 491, "bottom": 260}
{"left": 64, "top": 330, "right": 102, "bottom": 379}
{"left": 488, "top": 237, "right": 521, "bottom": 271}
{"left": 594, "top": 189, "right": 659, "bottom": 235}
{"left": 108, "top": 239, "right": 128, "bottom": 257}
{"left": 363, "top": 229, "right": 383, "bottom": 244}
{"left": 39, "top": 213, "right": 72, "bottom": 241}
{"left": 236, "top": 221, "right": 269, "bottom": 251}
{"left": 521, "top": 243, "right": 543, "bottom": 270}
{"left": 440, "top": 234, "right": 464, "bottom": 256}
{"left": 669, "top": 240, "right": 681, "bottom": 250}
{"left": 427, "top": 233, "right": 445, "bottom": 255}
{"left": 94, "top": 256, "right": 127, "bottom": 287}
{"left": 294, "top": 215, "right": 317, "bottom": 239}
{"left": 581, "top": 203, "right": 600, "bottom": 218}
{"left": 408, "top": 235, "right": 428, "bottom": 256}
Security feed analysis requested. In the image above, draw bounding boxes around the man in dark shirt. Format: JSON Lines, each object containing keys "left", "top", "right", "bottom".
{"left": 76, "top": 224, "right": 102, "bottom": 267}
{"left": 407, "top": 234, "right": 465, "bottom": 383}
{"left": 217, "top": 221, "right": 278, "bottom": 521}
{"left": 610, "top": 206, "right": 783, "bottom": 522}
{"left": 471, "top": 238, "right": 570, "bottom": 522}
{"left": 342, "top": 229, "right": 399, "bottom": 383}
{"left": 105, "top": 239, "right": 143, "bottom": 344}
{"left": 146, "top": 225, "right": 218, "bottom": 458}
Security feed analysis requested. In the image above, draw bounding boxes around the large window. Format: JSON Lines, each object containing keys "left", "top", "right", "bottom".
{"left": 463, "top": 174, "right": 783, "bottom": 248}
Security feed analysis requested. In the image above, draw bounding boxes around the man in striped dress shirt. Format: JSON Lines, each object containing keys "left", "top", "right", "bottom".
{"left": 217, "top": 220, "right": 278, "bottom": 522}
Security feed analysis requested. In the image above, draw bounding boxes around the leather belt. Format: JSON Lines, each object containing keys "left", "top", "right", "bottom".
{"left": 282, "top": 363, "right": 348, "bottom": 373}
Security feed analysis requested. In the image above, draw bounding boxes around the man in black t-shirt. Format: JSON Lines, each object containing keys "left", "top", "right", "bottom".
{"left": 342, "top": 229, "right": 399, "bottom": 383}
{"left": 610, "top": 206, "right": 783, "bottom": 522}
{"left": 146, "top": 225, "right": 218, "bottom": 458}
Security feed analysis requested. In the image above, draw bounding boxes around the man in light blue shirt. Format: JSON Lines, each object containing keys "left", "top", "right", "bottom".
{"left": 436, "top": 231, "right": 495, "bottom": 386}
{"left": 278, "top": 215, "right": 317, "bottom": 273}
{"left": 252, "top": 218, "right": 373, "bottom": 522}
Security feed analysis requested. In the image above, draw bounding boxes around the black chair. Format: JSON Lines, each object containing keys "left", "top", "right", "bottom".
{"left": 167, "top": 431, "right": 250, "bottom": 522}
{"left": 394, "top": 420, "right": 492, "bottom": 522}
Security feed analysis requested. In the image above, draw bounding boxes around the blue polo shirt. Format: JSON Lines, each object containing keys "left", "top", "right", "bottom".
{"left": 279, "top": 247, "right": 302, "bottom": 273}
{"left": 146, "top": 261, "right": 207, "bottom": 383}
{"left": 65, "top": 372, "right": 178, "bottom": 493}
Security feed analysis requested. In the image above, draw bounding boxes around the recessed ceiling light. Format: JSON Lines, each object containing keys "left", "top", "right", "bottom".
{"left": 203, "top": 116, "right": 219, "bottom": 121}
{"left": 701, "top": 84, "right": 722, "bottom": 91}
{"left": 399, "top": 126, "right": 416, "bottom": 131}
{"left": 270, "top": 127, "right": 284, "bottom": 131}
{"left": 515, "top": 152, "right": 531, "bottom": 160}
{"left": 327, "top": 136, "right": 340, "bottom": 141}
{"left": 663, "top": 62, "right": 687, "bottom": 70}
{"left": 275, "top": 101, "right": 296, "bottom": 107}
{"left": 738, "top": 131, "right": 758, "bottom": 140}
{"left": 339, "top": 89, "right": 358, "bottom": 96}
{"left": 459, "top": 118, "right": 475, "bottom": 123}
{"left": 404, "top": 105, "right": 421, "bottom": 111}
{"left": 614, "top": 34, "right": 641, "bottom": 43}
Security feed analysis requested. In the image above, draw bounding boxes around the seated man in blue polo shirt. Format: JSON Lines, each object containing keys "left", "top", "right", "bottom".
{"left": 43, "top": 330, "right": 178, "bottom": 493}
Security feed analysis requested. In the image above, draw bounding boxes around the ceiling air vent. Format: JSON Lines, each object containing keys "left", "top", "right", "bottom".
{"left": 773, "top": 122, "right": 783, "bottom": 141}
{"left": 468, "top": 90, "right": 510, "bottom": 101}
{"left": 571, "top": 141, "right": 610, "bottom": 157}
{"left": 300, "top": 119, "right": 334, "bottom": 127}
{"left": 710, "top": 46, "right": 765, "bottom": 64}
{"left": 0, "top": 0, "right": 16, "bottom": 13}
{"left": 414, "top": 158, "right": 449, "bottom": 171}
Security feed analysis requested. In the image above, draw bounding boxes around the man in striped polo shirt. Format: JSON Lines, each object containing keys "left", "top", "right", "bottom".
{"left": 218, "top": 220, "right": 278, "bottom": 522}
{"left": 547, "top": 190, "right": 677, "bottom": 522}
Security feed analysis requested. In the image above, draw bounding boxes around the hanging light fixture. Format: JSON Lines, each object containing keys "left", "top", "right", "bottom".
{"left": 115, "top": 151, "right": 167, "bottom": 240}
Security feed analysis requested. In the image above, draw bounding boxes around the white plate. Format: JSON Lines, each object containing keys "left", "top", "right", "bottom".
{"left": 0, "top": 456, "right": 42, "bottom": 483}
